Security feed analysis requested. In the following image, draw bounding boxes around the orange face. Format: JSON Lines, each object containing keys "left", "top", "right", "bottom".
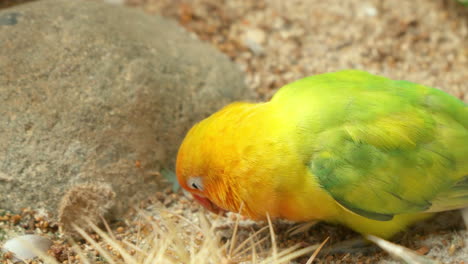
{"left": 176, "top": 122, "right": 230, "bottom": 217}
{"left": 176, "top": 160, "right": 227, "bottom": 216}
{"left": 176, "top": 101, "right": 277, "bottom": 220}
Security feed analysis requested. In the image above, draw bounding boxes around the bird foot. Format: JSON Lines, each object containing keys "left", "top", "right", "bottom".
{"left": 321, "top": 238, "right": 380, "bottom": 255}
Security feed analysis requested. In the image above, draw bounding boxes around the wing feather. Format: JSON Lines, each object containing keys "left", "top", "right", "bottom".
{"left": 295, "top": 71, "right": 468, "bottom": 221}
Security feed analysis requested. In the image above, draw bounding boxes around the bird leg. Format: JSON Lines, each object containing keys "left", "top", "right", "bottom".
{"left": 321, "top": 238, "right": 380, "bottom": 255}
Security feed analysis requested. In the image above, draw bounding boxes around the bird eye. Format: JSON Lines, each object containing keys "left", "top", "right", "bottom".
{"left": 187, "top": 177, "right": 203, "bottom": 191}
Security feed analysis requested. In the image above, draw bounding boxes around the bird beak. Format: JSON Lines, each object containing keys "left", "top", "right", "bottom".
{"left": 192, "top": 194, "right": 227, "bottom": 216}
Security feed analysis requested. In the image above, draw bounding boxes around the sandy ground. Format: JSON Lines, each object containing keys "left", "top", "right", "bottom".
{"left": 1, "top": 0, "right": 467, "bottom": 263}
{"left": 124, "top": 1, "right": 468, "bottom": 261}
{"left": 127, "top": 0, "right": 468, "bottom": 102}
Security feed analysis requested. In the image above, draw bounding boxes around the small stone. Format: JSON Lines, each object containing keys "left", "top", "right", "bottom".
{"left": 155, "top": 192, "right": 165, "bottom": 202}
{"left": 10, "top": 214, "right": 21, "bottom": 224}
{"left": 163, "top": 197, "right": 172, "bottom": 206}
{"left": 103, "top": 0, "right": 124, "bottom": 4}
{"left": 361, "top": 5, "right": 378, "bottom": 17}
{"left": 243, "top": 27, "right": 266, "bottom": 55}
{"left": 416, "top": 246, "right": 430, "bottom": 255}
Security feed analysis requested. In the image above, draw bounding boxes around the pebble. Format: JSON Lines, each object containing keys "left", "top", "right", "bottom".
{"left": 361, "top": 5, "right": 378, "bottom": 17}
{"left": 416, "top": 246, "right": 430, "bottom": 255}
{"left": 243, "top": 27, "right": 266, "bottom": 55}
{"left": 116, "top": 226, "right": 125, "bottom": 234}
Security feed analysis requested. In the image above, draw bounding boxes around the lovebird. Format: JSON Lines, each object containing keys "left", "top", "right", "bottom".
{"left": 176, "top": 70, "right": 468, "bottom": 239}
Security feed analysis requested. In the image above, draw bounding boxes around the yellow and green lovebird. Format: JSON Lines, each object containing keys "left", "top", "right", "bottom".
{"left": 176, "top": 70, "right": 468, "bottom": 239}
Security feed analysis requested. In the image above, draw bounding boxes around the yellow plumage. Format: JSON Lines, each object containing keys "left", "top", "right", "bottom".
{"left": 176, "top": 70, "right": 468, "bottom": 238}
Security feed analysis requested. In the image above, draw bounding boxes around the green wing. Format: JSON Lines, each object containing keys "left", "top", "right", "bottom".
{"left": 280, "top": 70, "right": 468, "bottom": 221}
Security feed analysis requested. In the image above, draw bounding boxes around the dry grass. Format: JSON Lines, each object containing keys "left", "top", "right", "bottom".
{"left": 1, "top": 192, "right": 467, "bottom": 263}
{"left": 20, "top": 211, "right": 324, "bottom": 264}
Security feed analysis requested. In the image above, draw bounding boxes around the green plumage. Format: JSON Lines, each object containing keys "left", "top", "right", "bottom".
{"left": 272, "top": 70, "right": 468, "bottom": 221}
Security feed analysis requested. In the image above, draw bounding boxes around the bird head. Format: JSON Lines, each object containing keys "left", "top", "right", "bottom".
{"left": 176, "top": 102, "right": 285, "bottom": 220}
{"left": 176, "top": 103, "right": 248, "bottom": 217}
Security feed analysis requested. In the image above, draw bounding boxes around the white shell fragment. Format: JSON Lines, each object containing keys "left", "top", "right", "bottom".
{"left": 2, "top": 234, "right": 52, "bottom": 261}
{"left": 243, "top": 27, "right": 266, "bottom": 55}
{"left": 361, "top": 5, "right": 378, "bottom": 17}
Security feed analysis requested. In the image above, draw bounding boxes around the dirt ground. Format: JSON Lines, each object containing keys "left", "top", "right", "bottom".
{"left": 1, "top": 0, "right": 467, "bottom": 263}
{"left": 123, "top": 1, "right": 468, "bottom": 261}
{"left": 126, "top": 0, "right": 468, "bottom": 102}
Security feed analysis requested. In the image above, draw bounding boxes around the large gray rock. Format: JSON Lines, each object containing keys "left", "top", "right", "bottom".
{"left": 0, "top": 0, "right": 252, "bottom": 229}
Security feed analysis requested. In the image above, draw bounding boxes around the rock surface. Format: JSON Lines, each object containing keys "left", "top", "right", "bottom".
{"left": 0, "top": 0, "right": 252, "bottom": 224}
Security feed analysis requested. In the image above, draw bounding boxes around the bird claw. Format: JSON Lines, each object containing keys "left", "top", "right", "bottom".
{"left": 321, "top": 238, "right": 380, "bottom": 255}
